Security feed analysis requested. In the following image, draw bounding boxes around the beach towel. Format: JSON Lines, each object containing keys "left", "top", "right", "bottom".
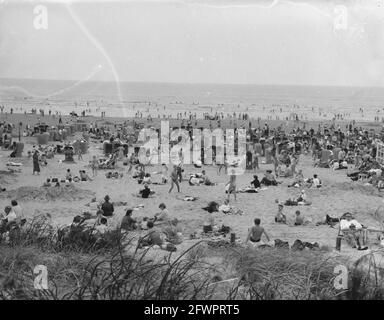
{"left": 6, "top": 162, "right": 22, "bottom": 167}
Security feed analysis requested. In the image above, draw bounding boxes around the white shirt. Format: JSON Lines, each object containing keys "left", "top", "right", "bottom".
{"left": 312, "top": 178, "right": 321, "bottom": 187}
{"left": 6, "top": 210, "right": 17, "bottom": 223}
{"left": 13, "top": 205, "right": 24, "bottom": 221}
{"left": 340, "top": 219, "right": 362, "bottom": 231}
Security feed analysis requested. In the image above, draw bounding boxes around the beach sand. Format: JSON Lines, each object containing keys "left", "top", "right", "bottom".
{"left": 1, "top": 113, "right": 383, "bottom": 262}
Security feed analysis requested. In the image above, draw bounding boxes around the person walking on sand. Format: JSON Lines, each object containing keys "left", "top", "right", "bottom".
{"left": 91, "top": 155, "right": 98, "bottom": 177}
{"left": 77, "top": 149, "right": 83, "bottom": 161}
{"left": 226, "top": 169, "right": 237, "bottom": 201}
{"left": 169, "top": 165, "right": 180, "bottom": 193}
{"left": 32, "top": 150, "right": 40, "bottom": 175}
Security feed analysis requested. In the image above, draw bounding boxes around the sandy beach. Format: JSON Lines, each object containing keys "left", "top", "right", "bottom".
{"left": 1, "top": 112, "right": 384, "bottom": 263}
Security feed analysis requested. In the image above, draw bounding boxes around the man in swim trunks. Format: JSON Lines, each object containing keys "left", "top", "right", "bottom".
{"left": 246, "top": 218, "right": 270, "bottom": 244}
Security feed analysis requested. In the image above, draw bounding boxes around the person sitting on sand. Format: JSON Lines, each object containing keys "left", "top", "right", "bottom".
{"left": 201, "top": 170, "right": 215, "bottom": 186}
{"left": 250, "top": 175, "right": 261, "bottom": 189}
{"left": 340, "top": 212, "right": 368, "bottom": 250}
{"left": 101, "top": 195, "right": 114, "bottom": 217}
{"left": 261, "top": 170, "right": 279, "bottom": 186}
{"left": 2, "top": 205, "right": 17, "bottom": 224}
{"left": 164, "top": 218, "right": 183, "bottom": 244}
{"left": 203, "top": 213, "right": 215, "bottom": 233}
{"left": 11, "top": 200, "right": 25, "bottom": 225}
{"left": 143, "top": 173, "right": 152, "bottom": 184}
{"left": 296, "top": 190, "right": 311, "bottom": 205}
{"left": 154, "top": 203, "right": 170, "bottom": 223}
{"left": 121, "top": 209, "right": 137, "bottom": 231}
{"left": 246, "top": 218, "right": 270, "bottom": 244}
{"left": 294, "top": 210, "right": 304, "bottom": 226}
{"left": 93, "top": 217, "right": 108, "bottom": 235}
{"left": 189, "top": 174, "right": 201, "bottom": 186}
{"left": 139, "top": 183, "right": 154, "bottom": 198}
{"left": 275, "top": 202, "right": 287, "bottom": 223}
{"left": 79, "top": 170, "right": 93, "bottom": 182}
{"left": 66, "top": 169, "right": 72, "bottom": 182}
{"left": 42, "top": 178, "right": 51, "bottom": 187}
{"left": 133, "top": 165, "right": 145, "bottom": 181}
{"left": 311, "top": 174, "right": 322, "bottom": 188}
{"left": 144, "top": 221, "right": 164, "bottom": 247}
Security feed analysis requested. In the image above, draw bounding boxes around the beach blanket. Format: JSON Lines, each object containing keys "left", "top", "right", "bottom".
{"left": 6, "top": 162, "right": 22, "bottom": 167}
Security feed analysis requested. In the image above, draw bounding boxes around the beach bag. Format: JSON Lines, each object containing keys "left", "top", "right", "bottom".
{"left": 165, "top": 243, "right": 177, "bottom": 252}
{"left": 274, "top": 239, "right": 289, "bottom": 249}
{"left": 291, "top": 239, "right": 305, "bottom": 251}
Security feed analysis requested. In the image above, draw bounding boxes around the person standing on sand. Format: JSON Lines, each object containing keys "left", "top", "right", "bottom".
{"left": 226, "top": 169, "right": 237, "bottom": 201}
{"left": 169, "top": 165, "right": 180, "bottom": 193}
{"left": 32, "top": 150, "right": 40, "bottom": 175}
{"left": 77, "top": 149, "right": 83, "bottom": 161}
{"left": 91, "top": 155, "right": 98, "bottom": 177}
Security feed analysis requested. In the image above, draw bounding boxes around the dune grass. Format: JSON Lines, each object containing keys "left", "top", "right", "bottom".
{"left": 0, "top": 217, "right": 382, "bottom": 300}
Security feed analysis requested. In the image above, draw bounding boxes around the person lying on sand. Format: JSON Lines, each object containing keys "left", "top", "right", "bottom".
{"left": 189, "top": 174, "right": 201, "bottom": 186}
{"left": 246, "top": 218, "right": 270, "bottom": 244}
{"left": 218, "top": 199, "right": 244, "bottom": 215}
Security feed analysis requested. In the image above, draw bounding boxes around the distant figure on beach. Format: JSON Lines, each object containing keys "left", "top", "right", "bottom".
{"left": 91, "top": 155, "right": 98, "bottom": 176}
{"left": 77, "top": 149, "right": 83, "bottom": 161}
{"left": 32, "top": 150, "right": 40, "bottom": 175}
{"left": 169, "top": 165, "right": 180, "bottom": 193}
{"left": 101, "top": 195, "right": 114, "bottom": 217}
{"left": 226, "top": 169, "right": 237, "bottom": 201}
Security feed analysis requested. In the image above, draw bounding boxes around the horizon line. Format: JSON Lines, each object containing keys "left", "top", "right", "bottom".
{"left": 1, "top": 76, "right": 384, "bottom": 89}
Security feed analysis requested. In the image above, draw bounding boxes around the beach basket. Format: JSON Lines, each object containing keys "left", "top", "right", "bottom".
{"left": 103, "top": 141, "right": 113, "bottom": 155}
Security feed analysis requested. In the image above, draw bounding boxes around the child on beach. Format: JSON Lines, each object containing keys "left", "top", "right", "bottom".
{"left": 275, "top": 202, "right": 287, "bottom": 223}
{"left": 169, "top": 165, "right": 180, "bottom": 193}
{"left": 226, "top": 169, "right": 237, "bottom": 201}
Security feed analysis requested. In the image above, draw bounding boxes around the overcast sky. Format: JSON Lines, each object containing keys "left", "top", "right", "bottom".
{"left": 1, "top": 0, "right": 384, "bottom": 86}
